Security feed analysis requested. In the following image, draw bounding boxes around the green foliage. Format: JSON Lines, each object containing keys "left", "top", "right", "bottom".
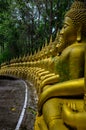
{"left": 0, "top": 0, "right": 73, "bottom": 64}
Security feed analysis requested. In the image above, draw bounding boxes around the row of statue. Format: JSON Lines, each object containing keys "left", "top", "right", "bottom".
{"left": 0, "top": 0, "right": 86, "bottom": 130}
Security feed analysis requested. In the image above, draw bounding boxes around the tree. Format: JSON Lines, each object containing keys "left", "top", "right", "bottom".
{"left": 0, "top": 0, "right": 73, "bottom": 64}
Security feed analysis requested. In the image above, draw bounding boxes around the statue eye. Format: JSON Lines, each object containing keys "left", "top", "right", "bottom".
{"left": 63, "top": 24, "right": 68, "bottom": 29}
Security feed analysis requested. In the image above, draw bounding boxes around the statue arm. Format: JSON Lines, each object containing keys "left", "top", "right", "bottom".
{"left": 38, "top": 78, "right": 84, "bottom": 115}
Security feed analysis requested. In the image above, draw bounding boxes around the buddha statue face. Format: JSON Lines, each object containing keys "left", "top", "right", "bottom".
{"left": 57, "top": 16, "right": 77, "bottom": 53}
{"left": 56, "top": 0, "right": 86, "bottom": 53}
{"left": 61, "top": 17, "right": 77, "bottom": 43}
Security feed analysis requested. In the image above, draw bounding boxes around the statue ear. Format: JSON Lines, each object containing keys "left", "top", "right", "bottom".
{"left": 77, "top": 25, "right": 82, "bottom": 42}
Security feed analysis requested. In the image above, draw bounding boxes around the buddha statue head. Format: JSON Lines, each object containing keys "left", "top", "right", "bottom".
{"left": 57, "top": 0, "right": 86, "bottom": 53}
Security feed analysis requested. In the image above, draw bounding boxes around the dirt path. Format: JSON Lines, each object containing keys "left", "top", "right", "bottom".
{"left": 0, "top": 78, "right": 37, "bottom": 130}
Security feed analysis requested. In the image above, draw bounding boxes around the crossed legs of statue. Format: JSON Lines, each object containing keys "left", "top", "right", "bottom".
{"left": 42, "top": 98, "right": 68, "bottom": 130}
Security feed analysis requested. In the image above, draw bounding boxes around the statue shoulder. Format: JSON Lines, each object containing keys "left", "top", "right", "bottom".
{"left": 70, "top": 43, "right": 85, "bottom": 55}
{"left": 60, "top": 43, "right": 85, "bottom": 61}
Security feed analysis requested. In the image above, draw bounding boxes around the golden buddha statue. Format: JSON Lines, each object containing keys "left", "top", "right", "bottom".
{"left": 35, "top": 0, "right": 86, "bottom": 130}
{"left": 36, "top": 36, "right": 60, "bottom": 95}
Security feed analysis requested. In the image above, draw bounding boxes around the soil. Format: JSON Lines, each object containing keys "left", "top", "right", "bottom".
{"left": 0, "top": 78, "right": 38, "bottom": 130}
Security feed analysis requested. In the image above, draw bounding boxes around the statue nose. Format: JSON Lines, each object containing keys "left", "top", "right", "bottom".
{"left": 60, "top": 28, "right": 64, "bottom": 35}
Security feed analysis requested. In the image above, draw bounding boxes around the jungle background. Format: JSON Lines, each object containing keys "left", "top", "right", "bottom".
{"left": 0, "top": 0, "right": 73, "bottom": 64}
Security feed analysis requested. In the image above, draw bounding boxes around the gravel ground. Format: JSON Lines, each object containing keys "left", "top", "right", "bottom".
{"left": 0, "top": 78, "right": 38, "bottom": 130}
